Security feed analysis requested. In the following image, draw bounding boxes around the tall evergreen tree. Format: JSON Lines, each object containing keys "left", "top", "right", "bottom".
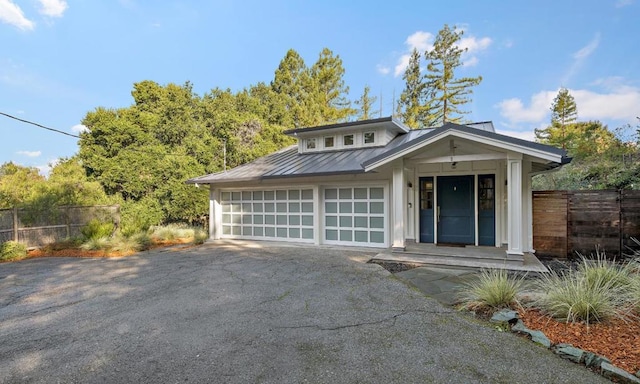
{"left": 355, "top": 85, "right": 379, "bottom": 120}
{"left": 310, "top": 48, "right": 355, "bottom": 124}
{"left": 424, "top": 24, "right": 482, "bottom": 125}
{"left": 397, "top": 48, "right": 430, "bottom": 128}
{"left": 271, "top": 49, "right": 309, "bottom": 127}
{"left": 535, "top": 87, "right": 578, "bottom": 149}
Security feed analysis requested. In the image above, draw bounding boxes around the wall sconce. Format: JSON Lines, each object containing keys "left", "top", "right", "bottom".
{"left": 451, "top": 162, "right": 457, "bottom": 169}
{"left": 407, "top": 182, "right": 413, "bottom": 188}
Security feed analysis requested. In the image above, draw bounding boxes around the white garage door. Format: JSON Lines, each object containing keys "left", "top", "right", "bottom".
{"left": 323, "top": 186, "right": 386, "bottom": 247}
{"left": 221, "top": 189, "right": 314, "bottom": 242}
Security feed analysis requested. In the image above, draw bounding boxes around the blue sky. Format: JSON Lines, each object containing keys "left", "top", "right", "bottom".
{"left": 1, "top": 0, "right": 639, "bottom": 175}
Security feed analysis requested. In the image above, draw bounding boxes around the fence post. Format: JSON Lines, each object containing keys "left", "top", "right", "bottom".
{"left": 12, "top": 207, "right": 18, "bottom": 242}
{"left": 65, "top": 206, "right": 70, "bottom": 239}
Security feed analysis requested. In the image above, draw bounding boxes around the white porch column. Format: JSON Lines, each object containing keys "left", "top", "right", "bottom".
{"left": 313, "top": 185, "right": 321, "bottom": 245}
{"left": 522, "top": 160, "right": 534, "bottom": 253}
{"left": 506, "top": 153, "right": 524, "bottom": 259}
{"left": 392, "top": 163, "right": 406, "bottom": 250}
{"left": 210, "top": 187, "right": 222, "bottom": 240}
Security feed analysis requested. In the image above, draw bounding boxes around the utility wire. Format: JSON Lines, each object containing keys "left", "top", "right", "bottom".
{"left": 0, "top": 111, "right": 202, "bottom": 159}
{"left": 0, "top": 111, "right": 81, "bottom": 139}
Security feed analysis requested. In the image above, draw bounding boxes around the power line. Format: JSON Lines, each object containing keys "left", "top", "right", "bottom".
{"left": 0, "top": 111, "right": 81, "bottom": 139}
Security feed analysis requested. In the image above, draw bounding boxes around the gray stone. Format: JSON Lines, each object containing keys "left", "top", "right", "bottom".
{"left": 636, "top": 370, "right": 640, "bottom": 378}
{"left": 490, "top": 309, "right": 519, "bottom": 323}
{"left": 553, "top": 343, "right": 586, "bottom": 364}
{"left": 528, "top": 330, "right": 551, "bottom": 348}
{"left": 510, "top": 320, "right": 551, "bottom": 348}
{"left": 601, "top": 362, "right": 640, "bottom": 383}
{"left": 584, "top": 352, "right": 611, "bottom": 369}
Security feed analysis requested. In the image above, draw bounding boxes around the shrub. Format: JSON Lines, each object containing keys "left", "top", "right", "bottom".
{"left": 577, "top": 251, "right": 634, "bottom": 290}
{"left": 150, "top": 223, "right": 194, "bottom": 241}
{"left": 0, "top": 241, "right": 27, "bottom": 261}
{"left": 119, "top": 197, "right": 164, "bottom": 237}
{"left": 458, "top": 268, "right": 525, "bottom": 311}
{"left": 80, "top": 236, "right": 111, "bottom": 251}
{"left": 532, "top": 268, "right": 631, "bottom": 324}
{"left": 193, "top": 228, "right": 208, "bottom": 245}
{"left": 81, "top": 219, "right": 114, "bottom": 240}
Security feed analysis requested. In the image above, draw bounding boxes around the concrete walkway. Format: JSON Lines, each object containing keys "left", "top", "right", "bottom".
{"left": 393, "top": 266, "right": 480, "bottom": 306}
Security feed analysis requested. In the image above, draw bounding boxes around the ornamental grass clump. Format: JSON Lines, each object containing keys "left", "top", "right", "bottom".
{"left": 80, "top": 236, "right": 111, "bottom": 251}
{"left": 458, "top": 268, "right": 525, "bottom": 311}
{"left": 150, "top": 223, "right": 194, "bottom": 241}
{"left": 533, "top": 268, "right": 632, "bottom": 325}
{"left": 578, "top": 251, "right": 633, "bottom": 290}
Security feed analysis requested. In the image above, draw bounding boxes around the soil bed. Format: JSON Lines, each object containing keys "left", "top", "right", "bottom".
{"left": 367, "top": 260, "right": 421, "bottom": 273}
{"left": 518, "top": 308, "right": 640, "bottom": 375}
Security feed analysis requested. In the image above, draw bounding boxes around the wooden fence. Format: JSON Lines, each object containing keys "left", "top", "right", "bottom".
{"left": 0, "top": 205, "right": 120, "bottom": 248}
{"left": 533, "top": 190, "right": 640, "bottom": 258}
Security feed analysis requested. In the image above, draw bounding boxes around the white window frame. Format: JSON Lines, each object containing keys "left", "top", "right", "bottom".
{"left": 306, "top": 138, "right": 317, "bottom": 150}
{"left": 363, "top": 131, "right": 376, "bottom": 145}
{"left": 324, "top": 136, "right": 335, "bottom": 149}
{"left": 343, "top": 134, "right": 354, "bottom": 147}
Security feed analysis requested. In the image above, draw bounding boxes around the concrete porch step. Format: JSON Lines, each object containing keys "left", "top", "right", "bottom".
{"left": 373, "top": 252, "right": 549, "bottom": 273}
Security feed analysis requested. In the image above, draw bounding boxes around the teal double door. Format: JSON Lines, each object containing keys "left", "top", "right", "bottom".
{"left": 419, "top": 175, "right": 495, "bottom": 245}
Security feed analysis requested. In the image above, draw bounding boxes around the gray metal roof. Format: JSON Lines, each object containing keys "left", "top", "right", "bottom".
{"left": 187, "top": 121, "right": 569, "bottom": 185}
{"left": 283, "top": 116, "right": 410, "bottom": 136}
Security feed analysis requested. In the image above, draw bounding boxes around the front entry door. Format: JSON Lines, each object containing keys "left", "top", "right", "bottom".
{"left": 437, "top": 175, "right": 474, "bottom": 244}
{"left": 419, "top": 177, "right": 434, "bottom": 243}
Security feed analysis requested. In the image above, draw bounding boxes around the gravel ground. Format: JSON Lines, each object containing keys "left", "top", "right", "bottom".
{"left": 0, "top": 241, "right": 607, "bottom": 384}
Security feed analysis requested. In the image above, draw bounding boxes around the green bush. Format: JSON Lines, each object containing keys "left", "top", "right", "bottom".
{"left": 458, "top": 268, "right": 525, "bottom": 311}
{"left": 0, "top": 241, "right": 27, "bottom": 261}
{"left": 81, "top": 219, "right": 114, "bottom": 240}
{"left": 150, "top": 223, "right": 194, "bottom": 241}
{"left": 119, "top": 197, "right": 164, "bottom": 237}
{"left": 193, "top": 228, "right": 208, "bottom": 244}
{"left": 80, "top": 236, "right": 111, "bottom": 251}
{"left": 577, "top": 251, "right": 633, "bottom": 290}
{"left": 532, "top": 268, "right": 631, "bottom": 324}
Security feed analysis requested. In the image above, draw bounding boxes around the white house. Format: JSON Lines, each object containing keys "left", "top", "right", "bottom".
{"left": 187, "top": 117, "right": 570, "bottom": 265}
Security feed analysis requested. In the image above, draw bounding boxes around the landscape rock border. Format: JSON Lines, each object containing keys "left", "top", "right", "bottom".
{"left": 490, "top": 309, "right": 640, "bottom": 384}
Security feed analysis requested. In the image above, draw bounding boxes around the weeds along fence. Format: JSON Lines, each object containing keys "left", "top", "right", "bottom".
{"left": 533, "top": 190, "right": 640, "bottom": 259}
{"left": 0, "top": 205, "right": 120, "bottom": 248}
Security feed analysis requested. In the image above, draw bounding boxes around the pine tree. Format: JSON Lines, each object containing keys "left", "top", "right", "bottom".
{"left": 397, "top": 48, "right": 430, "bottom": 129}
{"left": 424, "top": 24, "right": 482, "bottom": 125}
{"left": 535, "top": 87, "right": 578, "bottom": 149}
{"left": 355, "top": 85, "right": 379, "bottom": 120}
{"left": 310, "top": 48, "right": 355, "bottom": 124}
{"left": 271, "top": 49, "right": 309, "bottom": 127}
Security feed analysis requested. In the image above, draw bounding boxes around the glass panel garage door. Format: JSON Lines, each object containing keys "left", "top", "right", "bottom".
{"left": 221, "top": 189, "right": 314, "bottom": 242}
{"left": 324, "top": 186, "right": 386, "bottom": 246}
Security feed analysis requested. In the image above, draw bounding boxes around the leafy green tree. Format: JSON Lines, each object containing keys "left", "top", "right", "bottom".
{"left": 355, "top": 85, "right": 379, "bottom": 120}
{"left": 0, "top": 162, "right": 45, "bottom": 207}
{"left": 424, "top": 24, "right": 482, "bottom": 125}
{"left": 271, "top": 49, "right": 311, "bottom": 127}
{"left": 397, "top": 48, "right": 431, "bottom": 128}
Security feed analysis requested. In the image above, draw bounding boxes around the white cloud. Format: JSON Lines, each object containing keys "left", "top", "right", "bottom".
{"left": 573, "top": 33, "right": 600, "bottom": 60}
{"left": 496, "top": 128, "right": 536, "bottom": 142}
{"left": 393, "top": 31, "right": 434, "bottom": 77}
{"left": 376, "top": 64, "right": 390, "bottom": 75}
{"left": 496, "top": 81, "right": 640, "bottom": 127}
{"left": 17, "top": 150, "right": 41, "bottom": 157}
{"left": 563, "top": 33, "right": 600, "bottom": 84}
{"left": 71, "top": 124, "right": 88, "bottom": 133}
{"left": 392, "top": 29, "right": 491, "bottom": 76}
{"left": 615, "top": 0, "right": 633, "bottom": 7}
{"left": 495, "top": 91, "right": 556, "bottom": 124}
{"left": 0, "top": 0, "right": 35, "bottom": 30}
{"left": 38, "top": 0, "right": 67, "bottom": 17}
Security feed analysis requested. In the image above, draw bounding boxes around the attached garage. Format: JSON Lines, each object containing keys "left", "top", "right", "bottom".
{"left": 322, "top": 186, "right": 387, "bottom": 247}
{"left": 220, "top": 188, "right": 315, "bottom": 242}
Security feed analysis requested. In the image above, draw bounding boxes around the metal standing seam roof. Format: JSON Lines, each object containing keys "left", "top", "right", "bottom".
{"left": 187, "top": 122, "right": 569, "bottom": 185}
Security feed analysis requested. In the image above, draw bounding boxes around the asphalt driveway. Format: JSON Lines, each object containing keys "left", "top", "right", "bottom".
{"left": 0, "top": 241, "right": 606, "bottom": 383}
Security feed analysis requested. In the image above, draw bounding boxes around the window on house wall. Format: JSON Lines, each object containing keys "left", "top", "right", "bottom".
{"left": 343, "top": 134, "right": 354, "bottom": 146}
{"left": 306, "top": 138, "right": 316, "bottom": 150}
{"left": 324, "top": 136, "right": 334, "bottom": 148}
{"left": 364, "top": 131, "right": 375, "bottom": 144}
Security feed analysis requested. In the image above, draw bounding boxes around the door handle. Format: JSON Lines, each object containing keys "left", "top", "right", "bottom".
{"left": 437, "top": 206, "right": 440, "bottom": 222}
